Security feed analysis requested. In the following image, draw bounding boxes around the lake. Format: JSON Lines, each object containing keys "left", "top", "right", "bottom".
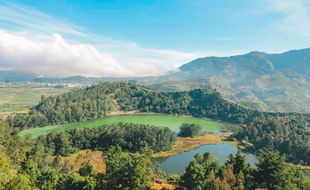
{"left": 155, "top": 143, "right": 257, "bottom": 174}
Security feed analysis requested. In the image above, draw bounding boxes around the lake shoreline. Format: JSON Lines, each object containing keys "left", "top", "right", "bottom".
{"left": 152, "top": 134, "right": 222, "bottom": 158}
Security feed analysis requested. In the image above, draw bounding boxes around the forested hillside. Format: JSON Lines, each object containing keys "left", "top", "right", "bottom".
{"left": 8, "top": 82, "right": 310, "bottom": 165}
{"left": 235, "top": 117, "right": 310, "bottom": 165}
{"left": 8, "top": 82, "right": 309, "bottom": 128}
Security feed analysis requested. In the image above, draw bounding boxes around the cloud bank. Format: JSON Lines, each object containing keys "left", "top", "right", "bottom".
{"left": 0, "top": 2, "right": 203, "bottom": 77}
{"left": 0, "top": 30, "right": 202, "bottom": 77}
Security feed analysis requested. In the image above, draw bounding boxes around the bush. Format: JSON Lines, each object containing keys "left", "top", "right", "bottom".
{"left": 178, "top": 123, "right": 202, "bottom": 137}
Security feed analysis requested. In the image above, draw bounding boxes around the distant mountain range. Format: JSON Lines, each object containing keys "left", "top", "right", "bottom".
{"left": 1, "top": 48, "right": 309, "bottom": 113}
{"left": 0, "top": 70, "right": 38, "bottom": 82}
{"left": 144, "top": 48, "right": 310, "bottom": 113}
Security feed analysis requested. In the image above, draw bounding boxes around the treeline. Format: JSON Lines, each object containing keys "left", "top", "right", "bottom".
{"left": 7, "top": 111, "right": 48, "bottom": 128}
{"left": 35, "top": 123, "right": 176, "bottom": 156}
{"left": 8, "top": 82, "right": 310, "bottom": 128}
{"left": 178, "top": 150, "right": 310, "bottom": 190}
{"left": 234, "top": 117, "right": 310, "bottom": 165}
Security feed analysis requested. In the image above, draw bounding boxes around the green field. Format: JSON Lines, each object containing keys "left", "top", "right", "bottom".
{"left": 19, "top": 114, "right": 237, "bottom": 138}
{"left": 0, "top": 85, "right": 68, "bottom": 118}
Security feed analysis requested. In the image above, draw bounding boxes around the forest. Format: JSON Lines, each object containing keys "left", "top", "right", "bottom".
{"left": 1, "top": 118, "right": 309, "bottom": 190}
{"left": 8, "top": 82, "right": 310, "bottom": 166}
{"left": 234, "top": 117, "right": 310, "bottom": 165}
{"left": 8, "top": 82, "right": 310, "bottom": 128}
{"left": 35, "top": 123, "right": 176, "bottom": 156}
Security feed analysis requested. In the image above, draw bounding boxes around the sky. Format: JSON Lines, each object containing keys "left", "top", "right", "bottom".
{"left": 0, "top": 0, "right": 309, "bottom": 77}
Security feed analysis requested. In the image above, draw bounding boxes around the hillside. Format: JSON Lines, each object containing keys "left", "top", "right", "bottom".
{"left": 0, "top": 71, "right": 38, "bottom": 82}
{"left": 2, "top": 48, "right": 309, "bottom": 113}
{"left": 8, "top": 82, "right": 309, "bottom": 129}
{"left": 141, "top": 48, "right": 310, "bottom": 113}
{"left": 11, "top": 82, "right": 310, "bottom": 166}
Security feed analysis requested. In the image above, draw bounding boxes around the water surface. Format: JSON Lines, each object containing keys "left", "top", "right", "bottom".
{"left": 156, "top": 143, "right": 257, "bottom": 174}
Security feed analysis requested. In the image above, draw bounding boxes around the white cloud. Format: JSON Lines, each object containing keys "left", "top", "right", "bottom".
{"left": 0, "top": 30, "right": 126, "bottom": 77}
{"left": 0, "top": 2, "right": 209, "bottom": 77}
{"left": 0, "top": 29, "right": 205, "bottom": 77}
{"left": 265, "top": 0, "right": 310, "bottom": 37}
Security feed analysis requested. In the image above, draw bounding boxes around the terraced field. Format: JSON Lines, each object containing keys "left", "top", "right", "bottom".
{"left": 19, "top": 114, "right": 237, "bottom": 138}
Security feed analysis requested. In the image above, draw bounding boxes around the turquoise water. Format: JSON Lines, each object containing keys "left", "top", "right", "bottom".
{"left": 156, "top": 143, "right": 257, "bottom": 174}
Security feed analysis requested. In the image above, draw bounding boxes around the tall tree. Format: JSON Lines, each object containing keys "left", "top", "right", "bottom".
{"left": 180, "top": 152, "right": 220, "bottom": 190}
{"left": 105, "top": 146, "right": 153, "bottom": 190}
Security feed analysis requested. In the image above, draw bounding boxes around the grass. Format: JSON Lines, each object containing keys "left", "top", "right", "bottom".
{"left": 0, "top": 85, "right": 67, "bottom": 117}
{"left": 59, "top": 150, "right": 105, "bottom": 173}
{"left": 152, "top": 134, "right": 221, "bottom": 158}
{"left": 19, "top": 114, "right": 237, "bottom": 138}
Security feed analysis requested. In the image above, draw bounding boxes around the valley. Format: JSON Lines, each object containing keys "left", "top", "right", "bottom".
{"left": 1, "top": 1, "right": 309, "bottom": 189}
{"left": 1, "top": 81, "right": 309, "bottom": 189}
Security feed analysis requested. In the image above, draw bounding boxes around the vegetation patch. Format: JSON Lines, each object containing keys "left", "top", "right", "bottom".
{"left": 58, "top": 150, "right": 105, "bottom": 173}
{"left": 19, "top": 114, "right": 234, "bottom": 137}
{"left": 56, "top": 134, "right": 222, "bottom": 174}
{"left": 152, "top": 134, "right": 221, "bottom": 158}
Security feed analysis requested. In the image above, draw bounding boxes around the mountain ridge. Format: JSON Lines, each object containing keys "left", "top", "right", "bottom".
{"left": 146, "top": 48, "right": 310, "bottom": 113}
{"left": 1, "top": 48, "right": 309, "bottom": 113}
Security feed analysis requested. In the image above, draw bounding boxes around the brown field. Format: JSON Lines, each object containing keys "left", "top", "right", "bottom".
{"left": 152, "top": 134, "right": 222, "bottom": 158}
{"left": 152, "top": 180, "right": 176, "bottom": 190}
{"left": 59, "top": 150, "right": 105, "bottom": 173}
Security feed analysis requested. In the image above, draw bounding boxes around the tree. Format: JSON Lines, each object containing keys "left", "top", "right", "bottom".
{"left": 178, "top": 123, "right": 202, "bottom": 137}
{"left": 105, "top": 146, "right": 153, "bottom": 190}
{"left": 214, "top": 164, "right": 245, "bottom": 190}
{"left": 18, "top": 160, "right": 38, "bottom": 186}
{"left": 57, "top": 173, "right": 96, "bottom": 190}
{"left": 7, "top": 174, "right": 33, "bottom": 190}
{"left": 0, "top": 152, "right": 15, "bottom": 189}
{"left": 79, "top": 163, "right": 94, "bottom": 177}
{"left": 225, "top": 151, "right": 253, "bottom": 189}
{"left": 180, "top": 152, "right": 220, "bottom": 189}
{"left": 36, "top": 168, "right": 59, "bottom": 190}
{"left": 254, "top": 149, "right": 310, "bottom": 190}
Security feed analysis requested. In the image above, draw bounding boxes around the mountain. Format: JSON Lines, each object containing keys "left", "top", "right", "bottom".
{"left": 0, "top": 71, "right": 38, "bottom": 82}
{"left": 142, "top": 48, "right": 310, "bottom": 113}
{"left": 1, "top": 48, "right": 309, "bottom": 113}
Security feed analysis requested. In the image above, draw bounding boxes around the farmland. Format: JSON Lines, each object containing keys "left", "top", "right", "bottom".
{"left": 18, "top": 113, "right": 237, "bottom": 138}
{"left": 0, "top": 84, "right": 68, "bottom": 118}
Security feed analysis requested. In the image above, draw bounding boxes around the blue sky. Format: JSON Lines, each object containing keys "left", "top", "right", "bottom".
{"left": 0, "top": 0, "right": 309, "bottom": 77}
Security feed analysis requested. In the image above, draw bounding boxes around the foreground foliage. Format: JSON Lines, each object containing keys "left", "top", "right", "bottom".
{"left": 180, "top": 150, "right": 310, "bottom": 190}
{"left": 0, "top": 119, "right": 309, "bottom": 190}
